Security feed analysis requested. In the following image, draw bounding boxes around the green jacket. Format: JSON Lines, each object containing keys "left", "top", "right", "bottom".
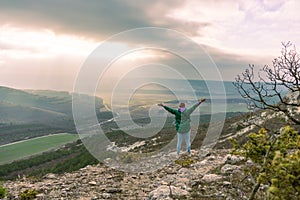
{"left": 163, "top": 102, "right": 200, "bottom": 133}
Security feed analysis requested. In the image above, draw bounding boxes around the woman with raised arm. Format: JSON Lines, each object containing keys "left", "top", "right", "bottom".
{"left": 158, "top": 98, "right": 206, "bottom": 157}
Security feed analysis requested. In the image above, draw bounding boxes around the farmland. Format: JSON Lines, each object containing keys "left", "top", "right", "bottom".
{"left": 0, "top": 133, "right": 79, "bottom": 165}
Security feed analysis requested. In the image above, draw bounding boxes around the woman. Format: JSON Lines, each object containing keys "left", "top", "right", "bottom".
{"left": 158, "top": 99, "right": 206, "bottom": 156}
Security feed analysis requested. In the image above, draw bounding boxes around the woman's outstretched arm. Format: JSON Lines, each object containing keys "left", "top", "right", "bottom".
{"left": 185, "top": 98, "right": 206, "bottom": 115}
{"left": 158, "top": 103, "right": 177, "bottom": 115}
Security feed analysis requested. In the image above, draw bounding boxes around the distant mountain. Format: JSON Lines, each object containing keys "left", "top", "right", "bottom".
{"left": 99, "top": 78, "right": 242, "bottom": 99}
{"left": 0, "top": 86, "right": 112, "bottom": 145}
{"left": 0, "top": 100, "right": 69, "bottom": 125}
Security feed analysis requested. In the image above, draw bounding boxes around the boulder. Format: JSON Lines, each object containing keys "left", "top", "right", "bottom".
{"left": 224, "top": 154, "right": 245, "bottom": 164}
{"left": 202, "top": 174, "right": 223, "bottom": 183}
{"left": 221, "top": 164, "right": 242, "bottom": 174}
{"left": 149, "top": 185, "right": 188, "bottom": 200}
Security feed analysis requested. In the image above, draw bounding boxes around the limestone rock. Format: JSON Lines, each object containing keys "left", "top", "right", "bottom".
{"left": 148, "top": 185, "right": 188, "bottom": 200}
{"left": 44, "top": 173, "right": 56, "bottom": 179}
{"left": 221, "top": 164, "right": 242, "bottom": 174}
{"left": 224, "top": 154, "right": 245, "bottom": 164}
{"left": 3, "top": 149, "right": 250, "bottom": 199}
{"left": 202, "top": 174, "right": 223, "bottom": 183}
{"left": 88, "top": 181, "right": 97, "bottom": 186}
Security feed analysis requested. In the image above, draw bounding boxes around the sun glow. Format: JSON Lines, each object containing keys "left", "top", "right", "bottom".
{"left": 0, "top": 25, "right": 96, "bottom": 61}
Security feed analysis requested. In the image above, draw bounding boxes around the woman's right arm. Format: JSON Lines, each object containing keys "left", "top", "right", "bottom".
{"left": 158, "top": 103, "right": 177, "bottom": 115}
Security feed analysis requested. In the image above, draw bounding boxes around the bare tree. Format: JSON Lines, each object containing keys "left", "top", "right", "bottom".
{"left": 234, "top": 42, "right": 300, "bottom": 125}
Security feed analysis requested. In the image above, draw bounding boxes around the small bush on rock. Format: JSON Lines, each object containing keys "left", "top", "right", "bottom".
{"left": 0, "top": 182, "right": 7, "bottom": 198}
{"left": 20, "top": 189, "right": 38, "bottom": 200}
{"left": 231, "top": 126, "right": 300, "bottom": 200}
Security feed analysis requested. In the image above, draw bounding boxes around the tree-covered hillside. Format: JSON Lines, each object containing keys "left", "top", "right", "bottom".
{"left": 0, "top": 86, "right": 112, "bottom": 145}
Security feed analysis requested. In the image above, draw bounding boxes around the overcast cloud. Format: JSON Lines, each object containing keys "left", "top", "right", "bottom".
{"left": 0, "top": 0, "right": 299, "bottom": 91}
{"left": 0, "top": 0, "right": 205, "bottom": 39}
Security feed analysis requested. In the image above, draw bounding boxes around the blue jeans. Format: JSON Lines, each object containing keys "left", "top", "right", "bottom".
{"left": 177, "top": 131, "right": 191, "bottom": 155}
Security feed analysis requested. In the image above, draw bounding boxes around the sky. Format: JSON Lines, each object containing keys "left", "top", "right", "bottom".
{"left": 0, "top": 0, "right": 299, "bottom": 91}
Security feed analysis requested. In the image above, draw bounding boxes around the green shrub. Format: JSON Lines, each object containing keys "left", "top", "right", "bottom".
{"left": 232, "top": 126, "right": 300, "bottom": 199}
{"left": 0, "top": 182, "right": 7, "bottom": 198}
{"left": 20, "top": 189, "right": 38, "bottom": 200}
{"left": 175, "top": 157, "right": 194, "bottom": 167}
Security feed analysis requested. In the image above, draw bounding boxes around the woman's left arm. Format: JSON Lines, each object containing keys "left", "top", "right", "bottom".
{"left": 186, "top": 98, "right": 206, "bottom": 115}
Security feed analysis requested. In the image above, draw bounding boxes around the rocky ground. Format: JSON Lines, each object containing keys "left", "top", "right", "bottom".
{"left": 2, "top": 148, "right": 259, "bottom": 200}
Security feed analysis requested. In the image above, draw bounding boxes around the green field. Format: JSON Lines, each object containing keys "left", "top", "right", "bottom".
{"left": 0, "top": 133, "right": 79, "bottom": 165}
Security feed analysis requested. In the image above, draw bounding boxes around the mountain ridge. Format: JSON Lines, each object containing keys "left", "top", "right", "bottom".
{"left": 0, "top": 86, "right": 111, "bottom": 145}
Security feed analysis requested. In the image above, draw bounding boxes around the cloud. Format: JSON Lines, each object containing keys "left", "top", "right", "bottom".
{"left": 4, "top": 0, "right": 296, "bottom": 56}
{"left": 167, "top": 0, "right": 300, "bottom": 55}
{"left": 1, "top": 0, "right": 299, "bottom": 52}
{"left": 0, "top": 0, "right": 299, "bottom": 91}
{"left": 0, "top": 0, "right": 209, "bottom": 40}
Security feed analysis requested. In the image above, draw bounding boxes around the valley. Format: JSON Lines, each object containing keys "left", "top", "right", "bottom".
{"left": 0, "top": 81, "right": 249, "bottom": 180}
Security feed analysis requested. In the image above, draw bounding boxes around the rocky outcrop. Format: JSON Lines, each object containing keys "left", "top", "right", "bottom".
{"left": 3, "top": 149, "right": 248, "bottom": 199}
